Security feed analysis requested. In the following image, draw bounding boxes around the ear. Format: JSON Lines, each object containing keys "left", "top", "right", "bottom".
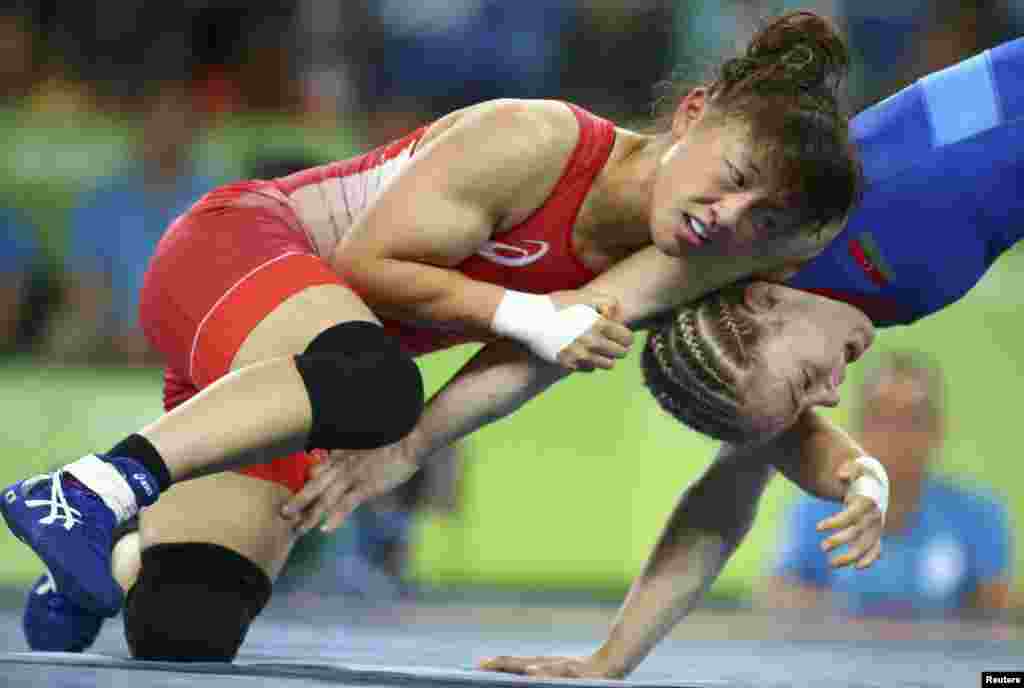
{"left": 672, "top": 87, "right": 710, "bottom": 138}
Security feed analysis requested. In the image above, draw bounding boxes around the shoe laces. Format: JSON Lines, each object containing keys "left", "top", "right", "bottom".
{"left": 34, "top": 569, "right": 56, "bottom": 596}
{"left": 22, "top": 472, "right": 82, "bottom": 531}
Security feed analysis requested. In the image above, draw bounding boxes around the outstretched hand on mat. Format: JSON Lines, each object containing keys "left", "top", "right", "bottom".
{"left": 478, "top": 655, "right": 619, "bottom": 680}
{"left": 816, "top": 459, "right": 885, "bottom": 570}
{"left": 281, "top": 441, "right": 418, "bottom": 534}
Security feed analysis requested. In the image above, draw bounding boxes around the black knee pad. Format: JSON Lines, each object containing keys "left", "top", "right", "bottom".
{"left": 124, "top": 543, "right": 272, "bottom": 662}
{"left": 294, "top": 321, "right": 424, "bottom": 451}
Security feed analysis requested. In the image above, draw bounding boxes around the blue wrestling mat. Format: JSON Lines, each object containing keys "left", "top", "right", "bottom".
{"left": 0, "top": 597, "right": 1018, "bottom": 688}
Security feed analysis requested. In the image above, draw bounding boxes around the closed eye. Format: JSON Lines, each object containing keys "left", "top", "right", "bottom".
{"left": 726, "top": 159, "right": 745, "bottom": 188}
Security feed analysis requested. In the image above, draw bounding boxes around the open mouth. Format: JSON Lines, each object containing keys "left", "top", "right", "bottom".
{"left": 684, "top": 215, "right": 708, "bottom": 241}
{"left": 676, "top": 213, "right": 710, "bottom": 248}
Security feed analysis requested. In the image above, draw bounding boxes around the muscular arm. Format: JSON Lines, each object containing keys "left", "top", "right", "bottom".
{"left": 588, "top": 449, "right": 774, "bottom": 677}
{"left": 405, "top": 339, "right": 568, "bottom": 462}
{"left": 332, "top": 99, "right": 577, "bottom": 338}
{"left": 762, "top": 410, "right": 865, "bottom": 503}
{"left": 400, "top": 240, "right": 765, "bottom": 461}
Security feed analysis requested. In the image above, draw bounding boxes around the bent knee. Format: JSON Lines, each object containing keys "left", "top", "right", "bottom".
{"left": 124, "top": 543, "right": 272, "bottom": 662}
{"left": 295, "top": 321, "right": 424, "bottom": 451}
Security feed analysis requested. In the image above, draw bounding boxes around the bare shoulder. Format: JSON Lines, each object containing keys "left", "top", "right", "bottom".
{"left": 423, "top": 98, "right": 580, "bottom": 162}
{"left": 416, "top": 99, "right": 582, "bottom": 210}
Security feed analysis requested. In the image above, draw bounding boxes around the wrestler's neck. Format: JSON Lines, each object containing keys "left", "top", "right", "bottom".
{"left": 572, "top": 129, "right": 667, "bottom": 272}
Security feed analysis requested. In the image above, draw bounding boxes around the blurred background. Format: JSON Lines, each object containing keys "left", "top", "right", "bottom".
{"left": 0, "top": 0, "right": 1023, "bottom": 638}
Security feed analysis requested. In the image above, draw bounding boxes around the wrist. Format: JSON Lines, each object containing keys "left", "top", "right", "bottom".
{"left": 850, "top": 455, "right": 890, "bottom": 515}
{"left": 491, "top": 289, "right": 599, "bottom": 363}
{"left": 400, "top": 426, "right": 431, "bottom": 467}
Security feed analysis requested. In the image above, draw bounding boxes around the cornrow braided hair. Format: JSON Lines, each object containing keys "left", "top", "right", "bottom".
{"left": 642, "top": 291, "right": 762, "bottom": 443}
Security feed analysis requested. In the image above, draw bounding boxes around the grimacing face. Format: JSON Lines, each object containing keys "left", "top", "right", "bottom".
{"left": 733, "top": 282, "right": 875, "bottom": 437}
{"left": 649, "top": 89, "right": 845, "bottom": 264}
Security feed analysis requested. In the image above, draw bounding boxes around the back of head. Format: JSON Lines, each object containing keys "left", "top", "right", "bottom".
{"left": 642, "top": 288, "right": 761, "bottom": 444}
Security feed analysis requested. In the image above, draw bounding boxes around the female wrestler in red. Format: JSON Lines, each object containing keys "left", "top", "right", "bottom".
{"left": 4, "top": 11, "right": 866, "bottom": 661}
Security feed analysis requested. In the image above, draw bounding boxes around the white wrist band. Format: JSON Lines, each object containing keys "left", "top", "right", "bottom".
{"left": 850, "top": 456, "right": 890, "bottom": 516}
{"left": 491, "top": 290, "right": 601, "bottom": 363}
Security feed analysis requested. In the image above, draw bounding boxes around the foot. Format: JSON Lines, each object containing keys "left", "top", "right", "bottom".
{"left": 2, "top": 470, "right": 123, "bottom": 616}
{"left": 23, "top": 570, "right": 105, "bottom": 652}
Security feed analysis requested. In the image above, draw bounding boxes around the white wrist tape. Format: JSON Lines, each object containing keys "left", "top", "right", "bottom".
{"left": 491, "top": 290, "right": 601, "bottom": 363}
{"left": 850, "top": 456, "right": 890, "bottom": 516}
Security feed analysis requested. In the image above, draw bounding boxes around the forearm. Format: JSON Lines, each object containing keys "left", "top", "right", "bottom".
{"left": 337, "top": 255, "right": 504, "bottom": 339}
{"left": 594, "top": 454, "right": 774, "bottom": 677}
{"left": 405, "top": 339, "right": 568, "bottom": 462}
{"left": 766, "top": 411, "right": 865, "bottom": 503}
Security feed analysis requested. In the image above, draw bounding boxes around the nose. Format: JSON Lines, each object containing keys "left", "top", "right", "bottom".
{"left": 714, "top": 193, "right": 753, "bottom": 226}
{"left": 714, "top": 193, "right": 767, "bottom": 237}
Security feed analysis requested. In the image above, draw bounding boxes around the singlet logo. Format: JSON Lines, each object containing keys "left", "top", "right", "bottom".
{"left": 476, "top": 239, "right": 550, "bottom": 267}
{"left": 848, "top": 232, "right": 895, "bottom": 287}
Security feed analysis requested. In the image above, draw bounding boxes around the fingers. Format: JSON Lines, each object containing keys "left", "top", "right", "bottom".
{"left": 478, "top": 656, "right": 541, "bottom": 674}
{"left": 282, "top": 461, "right": 341, "bottom": 522}
{"left": 855, "top": 539, "right": 882, "bottom": 569}
{"left": 322, "top": 488, "right": 366, "bottom": 533}
{"left": 826, "top": 524, "right": 878, "bottom": 569}
{"left": 478, "top": 657, "right": 583, "bottom": 678}
{"left": 818, "top": 498, "right": 884, "bottom": 569}
{"left": 816, "top": 496, "right": 873, "bottom": 532}
{"left": 599, "top": 320, "right": 634, "bottom": 349}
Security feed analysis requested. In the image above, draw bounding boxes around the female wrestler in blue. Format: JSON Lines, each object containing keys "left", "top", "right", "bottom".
{"left": 296, "top": 38, "right": 1024, "bottom": 679}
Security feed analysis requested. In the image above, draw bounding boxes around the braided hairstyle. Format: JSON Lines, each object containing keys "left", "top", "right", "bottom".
{"left": 660, "top": 10, "right": 862, "bottom": 234}
{"left": 642, "top": 287, "right": 763, "bottom": 443}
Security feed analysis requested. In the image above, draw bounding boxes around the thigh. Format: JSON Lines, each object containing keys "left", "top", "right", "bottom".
{"left": 141, "top": 189, "right": 381, "bottom": 579}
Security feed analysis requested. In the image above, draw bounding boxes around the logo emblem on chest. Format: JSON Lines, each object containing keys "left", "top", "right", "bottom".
{"left": 476, "top": 239, "right": 550, "bottom": 267}
{"left": 848, "top": 232, "right": 895, "bottom": 287}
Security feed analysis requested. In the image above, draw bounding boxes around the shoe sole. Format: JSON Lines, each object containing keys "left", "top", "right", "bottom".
{"left": 1, "top": 500, "right": 121, "bottom": 618}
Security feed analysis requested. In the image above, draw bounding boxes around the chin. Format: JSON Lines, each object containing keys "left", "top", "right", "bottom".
{"left": 651, "top": 225, "right": 683, "bottom": 258}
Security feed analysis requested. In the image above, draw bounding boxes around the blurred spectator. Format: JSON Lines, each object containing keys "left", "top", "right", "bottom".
{"left": 350, "top": 443, "right": 465, "bottom": 591}
{"left": 0, "top": 207, "right": 39, "bottom": 352}
{"left": 840, "top": 0, "right": 1019, "bottom": 109}
{"left": 560, "top": 1, "right": 675, "bottom": 121}
{"left": 43, "top": 80, "right": 215, "bottom": 364}
{"left": 761, "top": 351, "right": 1014, "bottom": 620}
{"left": 0, "top": 9, "right": 38, "bottom": 105}
{"left": 356, "top": 0, "right": 575, "bottom": 143}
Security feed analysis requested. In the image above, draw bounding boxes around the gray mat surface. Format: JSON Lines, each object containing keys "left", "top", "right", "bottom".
{"left": 0, "top": 652, "right": 712, "bottom": 687}
{"left": 0, "top": 600, "right": 1018, "bottom": 687}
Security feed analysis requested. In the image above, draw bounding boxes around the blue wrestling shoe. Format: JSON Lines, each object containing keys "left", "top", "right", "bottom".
{"left": 1, "top": 455, "right": 157, "bottom": 617}
{"left": 23, "top": 570, "right": 104, "bottom": 652}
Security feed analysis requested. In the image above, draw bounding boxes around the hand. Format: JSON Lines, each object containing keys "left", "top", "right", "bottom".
{"left": 280, "top": 441, "right": 419, "bottom": 535}
{"left": 549, "top": 289, "right": 634, "bottom": 372}
{"left": 817, "top": 460, "right": 886, "bottom": 569}
{"left": 478, "top": 654, "right": 620, "bottom": 680}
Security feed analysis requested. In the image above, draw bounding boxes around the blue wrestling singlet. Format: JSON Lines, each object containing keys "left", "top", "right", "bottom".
{"left": 790, "top": 37, "right": 1024, "bottom": 327}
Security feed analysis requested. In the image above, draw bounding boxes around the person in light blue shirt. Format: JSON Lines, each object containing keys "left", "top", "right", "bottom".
{"left": 763, "top": 351, "right": 1013, "bottom": 619}
{"left": 0, "top": 207, "right": 38, "bottom": 351}
{"left": 47, "top": 80, "right": 215, "bottom": 363}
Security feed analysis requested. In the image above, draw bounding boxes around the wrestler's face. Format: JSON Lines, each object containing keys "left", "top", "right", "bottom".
{"left": 735, "top": 282, "right": 875, "bottom": 437}
{"left": 649, "top": 89, "right": 844, "bottom": 264}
